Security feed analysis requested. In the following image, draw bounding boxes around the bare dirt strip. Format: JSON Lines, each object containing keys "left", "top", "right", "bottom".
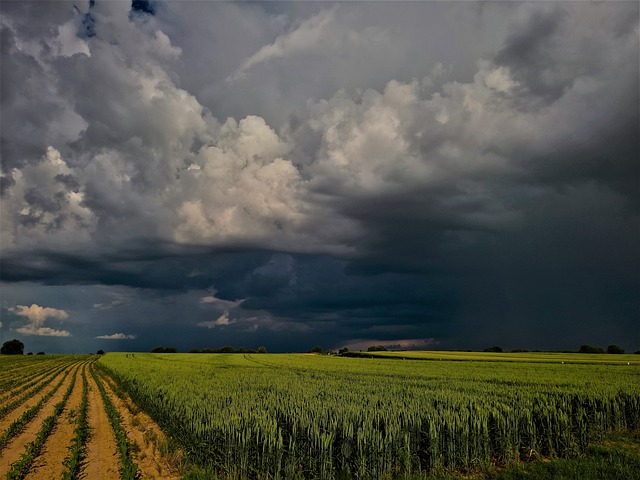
{"left": 80, "top": 366, "right": 121, "bottom": 480}
{"left": 0, "top": 363, "right": 79, "bottom": 475}
{"left": 98, "top": 371, "right": 183, "bottom": 480}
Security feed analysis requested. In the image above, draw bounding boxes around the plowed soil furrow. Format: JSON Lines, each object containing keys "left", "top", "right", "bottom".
{"left": 23, "top": 363, "right": 87, "bottom": 480}
{"left": 80, "top": 366, "right": 120, "bottom": 480}
{"left": 98, "top": 372, "right": 183, "bottom": 480}
{"left": 0, "top": 366, "right": 69, "bottom": 433}
{"left": 0, "top": 363, "right": 80, "bottom": 476}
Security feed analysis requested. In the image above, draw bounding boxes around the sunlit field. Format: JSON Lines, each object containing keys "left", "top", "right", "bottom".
{"left": 98, "top": 352, "right": 640, "bottom": 479}
{"left": 350, "top": 350, "right": 640, "bottom": 364}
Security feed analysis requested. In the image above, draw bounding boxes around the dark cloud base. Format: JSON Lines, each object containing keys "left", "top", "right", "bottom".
{"left": 1, "top": 1, "right": 638, "bottom": 354}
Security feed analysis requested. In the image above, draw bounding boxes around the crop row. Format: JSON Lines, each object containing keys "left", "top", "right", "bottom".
{"left": 0, "top": 362, "right": 74, "bottom": 421}
{"left": 89, "top": 363, "right": 139, "bottom": 479}
{"left": 0, "top": 356, "right": 78, "bottom": 400}
{"left": 0, "top": 367, "right": 71, "bottom": 452}
{"left": 0, "top": 356, "right": 141, "bottom": 479}
{"left": 5, "top": 365, "right": 79, "bottom": 480}
{"left": 62, "top": 364, "right": 90, "bottom": 480}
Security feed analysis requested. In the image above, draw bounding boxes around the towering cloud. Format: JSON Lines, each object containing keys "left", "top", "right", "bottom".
{"left": 0, "top": 1, "right": 637, "bottom": 352}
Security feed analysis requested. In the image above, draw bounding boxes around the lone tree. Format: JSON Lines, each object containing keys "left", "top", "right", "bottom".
{"left": 579, "top": 344, "right": 605, "bottom": 354}
{"left": 151, "top": 346, "right": 177, "bottom": 353}
{"left": 483, "top": 346, "right": 503, "bottom": 353}
{"left": 607, "top": 344, "right": 625, "bottom": 354}
{"left": 1, "top": 339, "right": 24, "bottom": 355}
{"left": 309, "top": 346, "right": 323, "bottom": 354}
{"left": 367, "top": 345, "right": 388, "bottom": 352}
{"left": 257, "top": 346, "right": 267, "bottom": 354}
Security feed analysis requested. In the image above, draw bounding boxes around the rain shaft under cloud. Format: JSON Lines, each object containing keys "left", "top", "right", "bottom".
{"left": 1, "top": 1, "right": 638, "bottom": 353}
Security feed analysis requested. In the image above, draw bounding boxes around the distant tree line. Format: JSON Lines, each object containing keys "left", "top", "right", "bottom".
{"left": 151, "top": 346, "right": 267, "bottom": 354}
{"left": 506, "top": 344, "right": 628, "bottom": 354}
{"left": 309, "top": 345, "right": 390, "bottom": 355}
{"left": 189, "top": 346, "right": 267, "bottom": 354}
{"left": 151, "top": 346, "right": 178, "bottom": 353}
{"left": 579, "top": 344, "right": 626, "bottom": 354}
{"left": 500, "top": 344, "right": 629, "bottom": 354}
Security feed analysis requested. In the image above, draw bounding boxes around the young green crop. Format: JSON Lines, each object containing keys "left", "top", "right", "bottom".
{"left": 0, "top": 362, "right": 74, "bottom": 421}
{"left": 62, "top": 363, "right": 91, "bottom": 480}
{"left": 0, "top": 368, "right": 71, "bottom": 452}
{"left": 6, "top": 364, "right": 81, "bottom": 480}
{"left": 98, "top": 352, "right": 640, "bottom": 479}
{"left": 89, "top": 364, "right": 139, "bottom": 480}
{"left": 0, "top": 355, "right": 80, "bottom": 402}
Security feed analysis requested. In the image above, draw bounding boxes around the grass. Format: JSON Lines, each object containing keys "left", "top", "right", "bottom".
{"left": 178, "top": 440, "right": 640, "bottom": 480}
{"left": 495, "top": 445, "right": 640, "bottom": 480}
{"left": 350, "top": 350, "right": 640, "bottom": 365}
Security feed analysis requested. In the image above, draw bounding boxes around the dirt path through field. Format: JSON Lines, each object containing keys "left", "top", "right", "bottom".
{"left": 23, "top": 364, "right": 87, "bottom": 480}
{"left": 98, "top": 373, "right": 183, "bottom": 480}
{"left": 79, "top": 367, "right": 121, "bottom": 480}
{"left": 0, "top": 363, "right": 79, "bottom": 475}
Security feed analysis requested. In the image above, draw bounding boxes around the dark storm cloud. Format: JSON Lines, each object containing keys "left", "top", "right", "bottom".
{"left": 73, "top": 0, "right": 96, "bottom": 38}
{"left": 131, "top": 1, "right": 155, "bottom": 16}
{"left": 0, "top": 25, "right": 70, "bottom": 171}
{"left": 1, "top": 1, "right": 638, "bottom": 353}
{"left": 494, "top": 5, "right": 569, "bottom": 104}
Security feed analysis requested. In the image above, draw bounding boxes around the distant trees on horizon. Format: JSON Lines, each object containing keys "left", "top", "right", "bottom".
{"left": 367, "top": 345, "right": 388, "bottom": 352}
{"left": 579, "top": 344, "right": 626, "bottom": 354}
{"left": 483, "top": 346, "right": 503, "bottom": 353}
{"left": 150, "top": 346, "right": 268, "bottom": 354}
{"left": 151, "top": 346, "right": 177, "bottom": 353}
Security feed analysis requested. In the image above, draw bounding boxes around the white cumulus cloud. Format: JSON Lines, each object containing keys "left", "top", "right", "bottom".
{"left": 9, "top": 304, "right": 71, "bottom": 337}
{"left": 96, "top": 333, "right": 136, "bottom": 340}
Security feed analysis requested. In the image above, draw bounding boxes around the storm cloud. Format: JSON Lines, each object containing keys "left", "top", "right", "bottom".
{"left": 1, "top": 1, "right": 638, "bottom": 353}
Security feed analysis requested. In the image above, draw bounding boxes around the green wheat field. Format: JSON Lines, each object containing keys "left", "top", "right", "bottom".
{"left": 96, "top": 351, "right": 640, "bottom": 479}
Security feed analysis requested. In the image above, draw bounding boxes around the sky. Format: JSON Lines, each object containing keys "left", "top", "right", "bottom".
{"left": 0, "top": 0, "right": 638, "bottom": 354}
